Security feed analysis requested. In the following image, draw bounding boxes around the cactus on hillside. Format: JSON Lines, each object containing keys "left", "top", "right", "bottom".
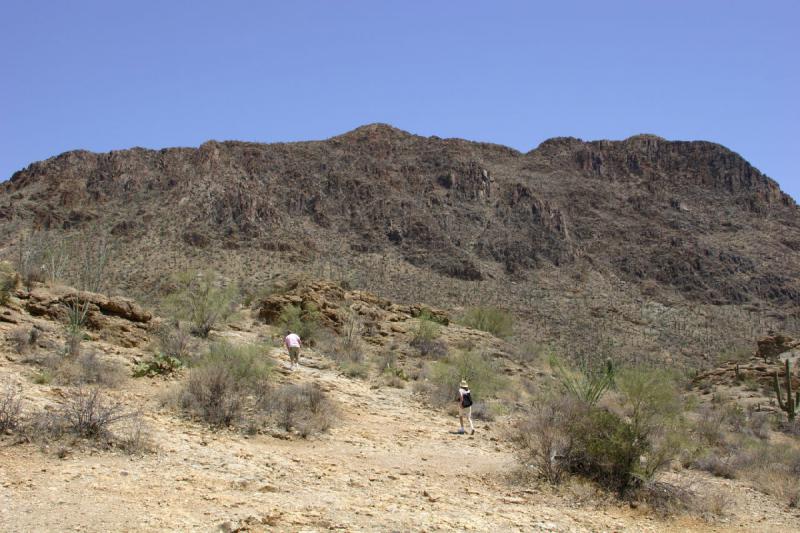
{"left": 772, "top": 359, "right": 799, "bottom": 421}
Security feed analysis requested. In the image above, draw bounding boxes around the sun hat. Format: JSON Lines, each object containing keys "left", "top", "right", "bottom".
{"left": 460, "top": 379, "right": 468, "bottom": 388}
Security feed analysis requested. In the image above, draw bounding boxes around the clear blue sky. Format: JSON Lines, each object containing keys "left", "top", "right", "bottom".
{"left": 2, "top": 1, "right": 798, "bottom": 200}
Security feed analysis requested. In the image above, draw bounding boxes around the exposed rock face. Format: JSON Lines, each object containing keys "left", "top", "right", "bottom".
{"left": 19, "top": 286, "right": 151, "bottom": 347}
{"left": 756, "top": 334, "right": 800, "bottom": 361}
{"left": 257, "top": 280, "right": 449, "bottom": 342}
{"left": 0, "top": 124, "right": 798, "bottom": 309}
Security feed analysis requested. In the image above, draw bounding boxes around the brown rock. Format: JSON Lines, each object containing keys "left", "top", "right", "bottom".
{"left": 757, "top": 334, "right": 799, "bottom": 361}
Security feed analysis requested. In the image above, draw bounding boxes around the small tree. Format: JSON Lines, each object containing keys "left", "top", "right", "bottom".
{"left": 165, "top": 270, "right": 238, "bottom": 337}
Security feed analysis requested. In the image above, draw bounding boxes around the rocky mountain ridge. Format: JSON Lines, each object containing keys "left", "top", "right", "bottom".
{"left": 1, "top": 124, "right": 798, "bottom": 314}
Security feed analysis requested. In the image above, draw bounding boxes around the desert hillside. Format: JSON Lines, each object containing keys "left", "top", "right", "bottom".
{"left": 1, "top": 127, "right": 800, "bottom": 531}
{"left": 1, "top": 125, "right": 799, "bottom": 368}
{"left": 2, "top": 271, "right": 800, "bottom": 531}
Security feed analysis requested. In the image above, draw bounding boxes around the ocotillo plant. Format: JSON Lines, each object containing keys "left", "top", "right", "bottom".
{"left": 772, "top": 359, "right": 799, "bottom": 421}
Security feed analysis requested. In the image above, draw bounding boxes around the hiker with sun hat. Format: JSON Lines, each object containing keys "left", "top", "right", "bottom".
{"left": 456, "top": 379, "right": 475, "bottom": 435}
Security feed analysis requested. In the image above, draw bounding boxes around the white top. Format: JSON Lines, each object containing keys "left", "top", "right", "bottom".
{"left": 284, "top": 333, "right": 301, "bottom": 348}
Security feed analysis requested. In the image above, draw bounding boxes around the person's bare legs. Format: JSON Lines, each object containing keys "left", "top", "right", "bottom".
{"left": 467, "top": 406, "right": 475, "bottom": 434}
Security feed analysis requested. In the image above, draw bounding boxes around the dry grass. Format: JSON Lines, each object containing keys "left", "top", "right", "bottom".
{"left": 7, "top": 327, "right": 36, "bottom": 355}
{"left": 259, "top": 382, "right": 335, "bottom": 438}
{"left": 30, "top": 351, "right": 127, "bottom": 388}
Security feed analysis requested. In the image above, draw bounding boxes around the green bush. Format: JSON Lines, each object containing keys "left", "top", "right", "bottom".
{"left": 164, "top": 270, "right": 238, "bottom": 338}
{"left": 423, "top": 350, "right": 503, "bottom": 406}
{"left": 461, "top": 306, "right": 514, "bottom": 338}
{"left": 339, "top": 360, "right": 369, "bottom": 379}
{"left": 277, "top": 303, "right": 320, "bottom": 344}
{"left": 200, "top": 341, "right": 272, "bottom": 389}
{"left": 550, "top": 354, "right": 615, "bottom": 407}
{"left": 410, "top": 312, "right": 447, "bottom": 358}
{"left": 133, "top": 353, "right": 183, "bottom": 377}
{"left": 588, "top": 368, "right": 684, "bottom": 493}
{"left": 514, "top": 366, "right": 685, "bottom": 497}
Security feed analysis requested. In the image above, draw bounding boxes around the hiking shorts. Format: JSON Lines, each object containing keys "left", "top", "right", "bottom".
{"left": 288, "top": 346, "right": 300, "bottom": 364}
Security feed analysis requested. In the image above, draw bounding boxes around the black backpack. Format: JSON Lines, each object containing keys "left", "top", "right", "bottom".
{"left": 461, "top": 390, "right": 473, "bottom": 408}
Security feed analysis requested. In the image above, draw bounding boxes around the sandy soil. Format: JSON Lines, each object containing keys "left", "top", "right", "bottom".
{"left": 3, "top": 338, "right": 800, "bottom": 532}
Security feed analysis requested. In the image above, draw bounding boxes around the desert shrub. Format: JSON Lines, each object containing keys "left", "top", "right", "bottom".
{"left": 550, "top": 354, "right": 615, "bottom": 407}
{"left": 512, "top": 393, "right": 582, "bottom": 484}
{"left": 114, "top": 413, "right": 153, "bottom": 454}
{"left": 49, "top": 351, "right": 126, "bottom": 387}
{"left": 636, "top": 480, "right": 730, "bottom": 519}
{"left": 321, "top": 312, "right": 371, "bottom": 379}
{"left": 470, "top": 400, "right": 496, "bottom": 421}
{"left": 15, "top": 233, "right": 48, "bottom": 289}
{"left": 7, "top": 327, "right": 36, "bottom": 355}
{"left": 721, "top": 439, "right": 800, "bottom": 507}
{"left": 135, "top": 323, "right": 193, "bottom": 377}
{"left": 514, "top": 366, "right": 685, "bottom": 496}
{"left": 611, "top": 368, "right": 685, "bottom": 482}
{"left": 29, "top": 350, "right": 125, "bottom": 388}
{"left": 133, "top": 353, "right": 184, "bottom": 377}
{"left": 339, "top": 360, "right": 368, "bottom": 379}
{"left": 164, "top": 270, "right": 238, "bottom": 337}
{"left": 154, "top": 322, "right": 193, "bottom": 360}
{"left": 515, "top": 341, "right": 549, "bottom": 364}
{"left": 58, "top": 387, "right": 132, "bottom": 439}
{"left": 49, "top": 232, "right": 115, "bottom": 357}
{"left": 179, "top": 341, "right": 271, "bottom": 426}
{"left": 0, "top": 261, "right": 19, "bottom": 304}
{"left": 182, "top": 364, "right": 242, "bottom": 426}
{"left": 277, "top": 303, "right": 320, "bottom": 344}
{"left": 409, "top": 311, "right": 447, "bottom": 358}
{"left": 422, "top": 350, "right": 503, "bottom": 406}
{"left": 572, "top": 408, "right": 650, "bottom": 494}
{"left": 692, "top": 454, "right": 737, "bottom": 479}
{"left": 202, "top": 341, "right": 271, "bottom": 388}
{"left": 461, "top": 306, "right": 514, "bottom": 338}
{"left": 0, "top": 384, "right": 23, "bottom": 432}
{"left": 63, "top": 299, "right": 90, "bottom": 358}
{"left": 377, "top": 351, "right": 408, "bottom": 388}
{"left": 22, "top": 410, "right": 66, "bottom": 441}
{"left": 261, "top": 382, "right": 334, "bottom": 437}
{"left": 33, "top": 368, "right": 54, "bottom": 385}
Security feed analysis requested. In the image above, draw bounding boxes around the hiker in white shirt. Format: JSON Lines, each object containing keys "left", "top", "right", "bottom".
{"left": 284, "top": 331, "right": 302, "bottom": 369}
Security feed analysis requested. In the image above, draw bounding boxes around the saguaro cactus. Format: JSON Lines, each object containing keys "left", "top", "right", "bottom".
{"left": 772, "top": 359, "right": 799, "bottom": 421}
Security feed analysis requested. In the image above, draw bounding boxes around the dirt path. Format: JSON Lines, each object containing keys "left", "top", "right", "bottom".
{"left": 2, "top": 346, "right": 798, "bottom": 532}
